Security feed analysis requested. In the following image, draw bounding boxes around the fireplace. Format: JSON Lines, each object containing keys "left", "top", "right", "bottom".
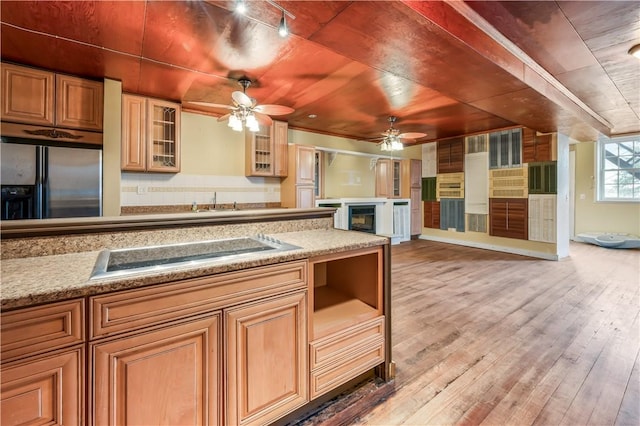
{"left": 348, "top": 205, "right": 376, "bottom": 234}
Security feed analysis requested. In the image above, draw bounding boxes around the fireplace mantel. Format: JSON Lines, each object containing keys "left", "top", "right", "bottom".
{"left": 316, "top": 198, "right": 411, "bottom": 244}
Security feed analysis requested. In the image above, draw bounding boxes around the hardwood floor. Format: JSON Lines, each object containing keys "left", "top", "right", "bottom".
{"left": 303, "top": 240, "right": 640, "bottom": 426}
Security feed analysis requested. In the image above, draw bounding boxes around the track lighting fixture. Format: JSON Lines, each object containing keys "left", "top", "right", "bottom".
{"left": 235, "top": 0, "right": 295, "bottom": 37}
{"left": 234, "top": 0, "right": 246, "bottom": 14}
{"left": 278, "top": 11, "right": 288, "bottom": 37}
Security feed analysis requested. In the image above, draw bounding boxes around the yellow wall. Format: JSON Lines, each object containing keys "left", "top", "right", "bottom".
{"left": 573, "top": 141, "right": 640, "bottom": 235}
{"left": 180, "top": 112, "right": 245, "bottom": 176}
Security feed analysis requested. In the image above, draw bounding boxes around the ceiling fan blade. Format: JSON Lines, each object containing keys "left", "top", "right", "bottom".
{"left": 217, "top": 113, "right": 231, "bottom": 122}
{"left": 232, "top": 90, "right": 253, "bottom": 107}
{"left": 254, "top": 111, "right": 273, "bottom": 126}
{"left": 187, "top": 102, "right": 234, "bottom": 109}
{"left": 254, "top": 104, "right": 294, "bottom": 116}
{"left": 399, "top": 132, "right": 427, "bottom": 140}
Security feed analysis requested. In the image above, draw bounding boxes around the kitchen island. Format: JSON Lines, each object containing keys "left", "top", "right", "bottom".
{"left": 1, "top": 208, "right": 392, "bottom": 426}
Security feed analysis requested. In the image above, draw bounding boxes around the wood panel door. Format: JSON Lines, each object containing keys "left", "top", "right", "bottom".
{"left": 55, "top": 74, "right": 103, "bottom": 131}
{"left": 1, "top": 62, "right": 54, "bottom": 126}
{"left": 410, "top": 187, "right": 422, "bottom": 235}
{"left": 1, "top": 346, "right": 84, "bottom": 426}
{"left": 91, "top": 314, "right": 221, "bottom": 426}
{"left": 226, "top": 291, "right": 308, "bottom": 426}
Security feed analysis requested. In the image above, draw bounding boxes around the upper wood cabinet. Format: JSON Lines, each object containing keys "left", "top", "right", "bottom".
{"left": 245, "top": 120, "right": 288, "bottom": 177}
{"left": 437, "top": 137, "right": 464, "bottom": 174}
{"left": 121, "top": 94, "right": 181, "bottom": 173}
{"left": 375, "top": 158, "right": 392, "bottom": 198}
{"left": 1, "top": 62, "right": 103, "bottom": 131}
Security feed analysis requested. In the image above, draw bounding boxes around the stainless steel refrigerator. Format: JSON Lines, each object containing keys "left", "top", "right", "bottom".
{"left": 1, "top": 141, "right": 102, "bottom": 220}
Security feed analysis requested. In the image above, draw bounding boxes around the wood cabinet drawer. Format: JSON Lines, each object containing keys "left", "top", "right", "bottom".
{"left": 310, "top": 339, "right": 385, "bottom": 399}
{"left": 90, "top": 260, "right": 307, "bottom": 339}
{"left": 1, "top": 299, "right": 84, "bottom": 362}
{"left": 310, "top": 316, "right": 384, "bottom": 370}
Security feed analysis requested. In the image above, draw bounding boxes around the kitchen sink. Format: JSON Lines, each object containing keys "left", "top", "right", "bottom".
{"left": 90, "top": 235, "right": 300, "bottom": 279}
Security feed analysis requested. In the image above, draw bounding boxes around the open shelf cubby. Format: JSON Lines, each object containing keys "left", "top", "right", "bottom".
{"left": 311, "top": 247, "right": 383, "bottom": 340}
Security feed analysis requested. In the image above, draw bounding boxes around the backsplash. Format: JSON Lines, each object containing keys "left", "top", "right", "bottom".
{"left": 121, "top": 173, "right": 281, "bottom": 208}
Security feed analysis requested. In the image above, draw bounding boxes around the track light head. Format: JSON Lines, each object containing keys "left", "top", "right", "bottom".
{"left": 278, "top": 12, "right": 288, "bottom": 37}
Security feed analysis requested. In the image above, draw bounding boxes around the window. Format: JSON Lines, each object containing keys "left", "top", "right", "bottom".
{"left": 489, "top": 128, "right": 522, "bottom": 169}
{"left": 597, "top": 135, "right": 640, "bottom": 202}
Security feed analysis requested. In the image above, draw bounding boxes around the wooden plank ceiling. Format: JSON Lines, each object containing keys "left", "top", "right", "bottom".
{"left": 1, "top": 1, "right": 638, "bottom": 143}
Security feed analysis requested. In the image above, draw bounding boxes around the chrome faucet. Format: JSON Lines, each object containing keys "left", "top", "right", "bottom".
{"left": 233, "top": 201, "right": 237, "bottom": 210}
{"left": 212, "top": 192, "right": 216, "bottom": 209}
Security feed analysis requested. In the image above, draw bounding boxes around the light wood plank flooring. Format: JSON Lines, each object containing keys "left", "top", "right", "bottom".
{"left": 305, "top": 240, "right": 640, "bottom": 426}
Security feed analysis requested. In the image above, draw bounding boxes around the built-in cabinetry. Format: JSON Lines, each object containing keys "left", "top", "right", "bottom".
{"left": 1, "top": 62, "right": 103, "bottom": 132}
{"left": 437, "top": 137, "right": 464, "bottom": 173}
{"left": 309, "top": 246, "right": 385, "bottom": 398}
{"left": 245, "top": 120, "right": 288, "bottom": 177}
{"left": 1, "top": 299, "right": 85, "bottom": 426}
{"left": 1, "top": 243, "right": 390, "bottom": 426}
{"left": 489, "top": 198, "right": 528, "bottom": 240}
{"left": 121, "top": 94, "right": 181, "bottom": 173}
{"left": 376, "top": 158, "right": 409, "bottom": 199}
{"left": 89, "top": 260, "right": 307, "bottom": 426}
{"left": 281, "top": 144, "right": 316, "bottom": 208}
{"left": 375, "top": 158, "right": 392, "bottom": 198}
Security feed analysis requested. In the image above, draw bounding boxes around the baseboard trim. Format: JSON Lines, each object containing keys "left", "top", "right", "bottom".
{"left": 417, "top": 235, "right": 560, "bottom": 261}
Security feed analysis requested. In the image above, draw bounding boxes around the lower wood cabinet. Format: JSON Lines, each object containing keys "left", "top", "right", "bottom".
{"left": 1, "top": 346, "right": 84, "bottom": 426}
{"left": 91, "top": 314, "right": 221, "bottom": 426}
{"left": 226, "top": 291, "right": 308, "bottom": 425}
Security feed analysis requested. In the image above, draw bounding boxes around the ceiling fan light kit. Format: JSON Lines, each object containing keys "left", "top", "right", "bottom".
{"left": 377, "top": 116, "right": 426, "bottom": 151}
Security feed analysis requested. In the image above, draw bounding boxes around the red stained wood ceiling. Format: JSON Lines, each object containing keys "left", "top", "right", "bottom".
{"left": 1, "top": 1, "right": 638, "bottom": 143}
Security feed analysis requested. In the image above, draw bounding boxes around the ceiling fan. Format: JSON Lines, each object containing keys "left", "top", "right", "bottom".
{"left": 376, "top": 116, "right": 427, "bottom": 151}
{"left": 189, "top": 78, "right": 294, "bottom": 132}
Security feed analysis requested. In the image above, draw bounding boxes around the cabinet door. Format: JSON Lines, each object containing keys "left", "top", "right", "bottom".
{"left": 423, "top": 201, "right": 440, "bottom": 229}
{"left": 522, "top": 127, "right": 537, "bottom": 164}
{"left": 273, "top": 120, "right": 289, "bottom": 177}
{"left": 490, "top": 198, "right": 528, "bottom": 240}
{"left": 226, "top": 291, "right": 308, "bottom": 426}
{"left": 437, "top": 138, "right": 464, "bottom": 173}
{"left": 121, "top": 94, "right": 147, "bottom": 171}
{"left": 440, "top": 198, "right": 464, "bottom": 232}
{"left": 392, "top": 160, "right": 402, "bottom": 198}
{"left": 55, "top": 74, "right": 103, "bottom": 131}
{"left": 147, "top": 99, "right": 180, "bottom": 173}
{"left": 246, "top": 132, "right": 274, "bottom": 176}
{"left": 375, "top": 159, "right": 391, "bottom": 198}
{"left": 1, "top": 63, "right": 54, "bottom": 126}
{"left": 297, "top": 185, "right": 315, "bottom": 208}
{"left": 1, "top": 346, "right": 84, "bottom": 426}
{"left": 92, "top": 315, "right": 221, "bottom": 426}
{"left": 296, "top": 145, "right": 316, "bottom": 185}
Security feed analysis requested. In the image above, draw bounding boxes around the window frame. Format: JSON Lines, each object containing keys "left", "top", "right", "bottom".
{"left": 596, "top": 134, "right": 640, "bottom": 203}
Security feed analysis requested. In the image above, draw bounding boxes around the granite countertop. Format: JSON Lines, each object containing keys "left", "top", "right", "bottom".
{"left": 1, "top": 229, "right": 388, "bottom": 310}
